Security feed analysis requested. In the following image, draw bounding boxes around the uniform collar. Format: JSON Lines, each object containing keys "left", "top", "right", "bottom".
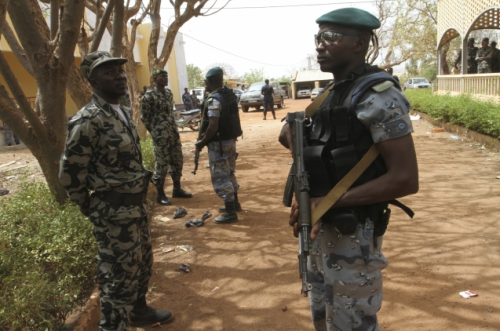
{"left": 332, "top": 63, "right": 380, "bottom": 90}
{"left": 92, "top": 94, "right": 132, "bottom": 120}
{"left": 153, "top": 85, "right": 170, "bottom": 96}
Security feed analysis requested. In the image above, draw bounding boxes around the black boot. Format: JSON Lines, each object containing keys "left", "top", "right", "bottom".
{"left": 156, "top": 180, "right": 171, "bottom": 206}
{"left": 219, "top": 192, "right": 242, "bottom": 212}
{"left": 129, "top": 296, "right": 173, "bottom": 326}
{"left": 214, "top": 201, "right": 238, "bottom": 224}
{"left": 172, "top": 179, "right": 193, "bottom": 198}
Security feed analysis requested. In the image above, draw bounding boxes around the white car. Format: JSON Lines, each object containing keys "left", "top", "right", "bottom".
{"left": 310, "top": 88, "right": 323, "bottom": 101}
{"left": 404, "top": 77, "right": 431, "bottom": 90}
{"left": 192, "top": 87, "right": 205, "bottom": 102}
{"left": 297, "top": 85, "right": 312, "bottom": 98}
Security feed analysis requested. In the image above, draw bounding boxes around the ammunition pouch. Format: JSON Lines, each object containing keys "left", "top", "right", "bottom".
{"left": 322, "top": 208, "right": 359, "bottom": 235}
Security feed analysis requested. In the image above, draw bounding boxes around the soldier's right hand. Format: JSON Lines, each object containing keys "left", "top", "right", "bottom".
{"left": 278, "top": 123, "right": 293, "bottom": 154}
{"left": 289, "top": 198, "right": 324, "bottom": 239}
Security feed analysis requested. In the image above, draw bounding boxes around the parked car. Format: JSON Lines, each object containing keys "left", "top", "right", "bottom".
{"left": 310, "top": 88, "right": 323, "bottom": 101}
{"left": 404, "top": 77, "right": 431, "bottom": 90}
{"left": 233, "top": 88, "right": 244, "bottom": 102}
{"left": 239, "top": 82, "right": 285, "bottom": 113}
{"left": 297, "top": 85, "right": 312, "bottom": 98}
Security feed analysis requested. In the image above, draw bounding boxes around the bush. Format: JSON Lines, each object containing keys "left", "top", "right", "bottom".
{"left": 405, "top": 89, "right": 500, "bottom": 138}
{"left": 141, "top": 134, "right": 155, "bottom": 173}
{"left": 0, "top": 181, "right": 95, "bottom": 331}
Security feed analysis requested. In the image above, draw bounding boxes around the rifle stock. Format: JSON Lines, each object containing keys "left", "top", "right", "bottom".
{"left": 192, "top": 149, "right": 200, "bottom": 175}
{"left": 285, "top": 111, "right": 312, "bottom": 297}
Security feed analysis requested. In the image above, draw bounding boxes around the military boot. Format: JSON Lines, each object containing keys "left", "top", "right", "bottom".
{"left": 129, "top": 296, "right": 173, "bottom": 327}
{"left": 219, "top": 192, "right": 242, "bottom": 212}
{"left": 156, "top": 180, "right": 172, "bottom": 206}
{"left": 214, "top": 201, "right": 238, "bottom": 224}
{"left": 172, "top": 178, "right": 193, "bottom": 198}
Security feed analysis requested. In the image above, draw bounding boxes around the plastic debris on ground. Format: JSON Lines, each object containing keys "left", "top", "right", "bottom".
{"left": 431, "top": 128, "right": 443, "bottom": 133}
{"left": 156, "top": 216, "right": 171, "bottom": 222}
{"left": 5, "top": 176, "right": 16, "bottom": 179}
{"left": 176, "top": 245, "right": 194, "bottom": 252}
{"left": 450, "top": 135, "right": 460, "bottom": 140}
{"left": 162, "top": 247, "right": 175, "bottom": 253}
{"left": 212, "top": 286, "right": 219, "bottom": 292}
{"left": 173, "top": 207, "right": 187, "bottom": 219}
{"left": 185, "top": 210, "right": 212, "bottom": 228}
{"left": 179, "top": 263, "right": 191, "bottom": 273}
{"left": 0, "top": 189, "right": 9, "bottom": 196}
{"left": 459, "top": 290, "right": 478, "bottom": 299}
{"left": 287, "top": 161, "right": 293, "bottom": 165}
{"left": 497, "top": 176, "right": 500, "bottom": 179}
{"left": 410, "top": 114, "right": 420, "bottom": 121}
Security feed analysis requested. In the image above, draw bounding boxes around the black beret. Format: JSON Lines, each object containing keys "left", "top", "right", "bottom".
{"left": 316, "top": 8, "right": 381, "bottom": 31}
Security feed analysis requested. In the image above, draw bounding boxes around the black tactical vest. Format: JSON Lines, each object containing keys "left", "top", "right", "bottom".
{"left": 304, "top": 65, "right": 403, "bottom": 223}
{"left": 201, "top": 87, "right": 242, "bottom": 142}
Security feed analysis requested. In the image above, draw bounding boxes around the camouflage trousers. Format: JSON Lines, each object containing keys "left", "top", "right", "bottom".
{"left": 92, "top": 214, "right": 153, "bottom": 331}
{"left": 308, "top": 219, "right": 387, "bottom": 331}
{"left": 207, "top": 139, "right": 239, "bottom": 202}
{"left": 152, "top": 136, "right": 183, "bottom": 186}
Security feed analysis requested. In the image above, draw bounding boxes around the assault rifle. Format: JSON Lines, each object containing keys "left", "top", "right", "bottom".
{"left": 192, "top": 148, "right": 200, "bottom": 175}
{"left": 283, "top": 111, "right": 312, "bottom": 297}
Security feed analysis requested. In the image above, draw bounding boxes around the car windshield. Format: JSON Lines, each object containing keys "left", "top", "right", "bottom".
{"left": 312, "top": 88, "right": 322, "bottom": 93}
{"left": 299, "top": 86, "right": 310, "bottom": 90}
{"left": 412, "top": 78, "right": 429, "bottom": 84}
{"left": 194, "top": 90, "right": 203, "bottom": 96}
{"left": 248, "top": 83, "right": 265, "bottom": 92}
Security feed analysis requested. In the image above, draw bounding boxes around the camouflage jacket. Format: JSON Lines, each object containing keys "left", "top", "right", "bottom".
{"left": 140, "top": 85, "right": 180, "bottom": 141}
{"left": 476, "top": 46, "right": 493, "bottom": 71}
{"left": 59, "top": 94, "right": 149, "bottom": 209}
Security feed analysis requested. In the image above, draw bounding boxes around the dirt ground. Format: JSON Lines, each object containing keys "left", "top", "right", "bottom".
{"left": 2, "top": 98, "right": 499, "bottom": 330}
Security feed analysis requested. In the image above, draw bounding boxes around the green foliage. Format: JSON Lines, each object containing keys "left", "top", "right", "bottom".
{"left": 275, "top": 75, "right": 292, "bottom": 84}
{"left": 187, "top": 64, "right": 204, "bottom": 89}
{"left": 405, "top": 89, "right": 500, "bottom": 138}
{"left": 0, "top": 181, "right": 95, "bottom": 330}
{"left": 242, "top": 68, "right": 265, "bottom": 85}
{"left": 140, "top": 134, "right": 155, "bottom": 173}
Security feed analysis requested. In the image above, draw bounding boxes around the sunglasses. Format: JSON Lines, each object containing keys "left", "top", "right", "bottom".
{"left": 314, "top": 30, "right": 360, "bottom": 47}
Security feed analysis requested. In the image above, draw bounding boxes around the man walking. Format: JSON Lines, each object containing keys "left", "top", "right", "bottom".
{"left": 59, "top": 51, "right": 173, "bottom": 331}
{"left": 279, "top": 8, "right": 418, "bottom": 331}
{"left": 3, "top": 123, "right": 20, "bottom": 146}
{"left": 261, "top": 79, "right": 276, "bottom": 120}
{"left": 195, "top": 67, "right": 243, "bottom": 224}
{"left": 182, "top": 87, "right": 194, "bottom": 110}
{"left": 141, "top": 69, "right": 192, "bottom": 206}
{"left": 476, "top": 37, "right": 493, "bottom": 73}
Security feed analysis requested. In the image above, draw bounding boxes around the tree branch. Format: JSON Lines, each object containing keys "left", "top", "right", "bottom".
{"left": 111, "top": 0, "right": 124, "bottom": 57}
{"left": 50, "top": 0, "right": 59, "bottom": 39}
{"left": 1, "top": 24, "right": 35, "bottom": 77}
{"left": 90, "top": 0, "right": 115, "bottom": 52}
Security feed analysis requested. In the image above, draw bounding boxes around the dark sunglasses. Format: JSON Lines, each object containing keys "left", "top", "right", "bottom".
{"left": 314, "top": 30, "right": 360, "bottom": 47}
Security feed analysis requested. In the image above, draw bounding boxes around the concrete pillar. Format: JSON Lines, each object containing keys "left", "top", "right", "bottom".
{"left": 315, "top": 80, "right": 320, "bottom": 88}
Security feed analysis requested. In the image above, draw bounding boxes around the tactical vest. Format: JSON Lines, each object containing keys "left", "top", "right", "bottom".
{"left": 201, "top": 86, "right": 242, "bottom": 142}
{"left": 304, "top": 66, "right": 409, "bottom": 231}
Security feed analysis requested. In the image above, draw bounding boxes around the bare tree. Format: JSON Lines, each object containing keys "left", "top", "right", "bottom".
{"left": 207, "top": 62, "right": 237, "bottom": 78}
{"left": 0, "top": 0, "right": 86, "bottom": 202}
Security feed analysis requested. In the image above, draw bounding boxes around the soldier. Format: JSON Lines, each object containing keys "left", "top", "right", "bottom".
{"left": 279, "top": 8, "right": 418, "bottom": 331}
{"left": 454, "top": 38, "right": 478, "bottom": 74}
{"left": 476, "top": 37, "right": 493, "bottom": 73}
{"left": 191, "top": 89, "right": 200, "bottom": 108}
{"left": 195, "top": 67, "right": 243, "bottom": 224}
{"left": 59, "top": 51, "right": 172, "bottom": 331}
{"left": 3, "top": 122, "right": 20, "bottom": 146}
{"left": 141, "top": 69, "right": 192, "bottom": 206}
{"left": 261, "top": 79, "right": 276, "bottom": 120}
{"left": 490, "top": 41, "right": 500, "bottom": 72}
{"left": 182, "top": 87, "right": 194, "bottom": 110}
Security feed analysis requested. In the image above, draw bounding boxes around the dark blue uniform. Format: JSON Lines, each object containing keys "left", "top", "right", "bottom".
{"left": 261, "top": 84, "right": 275, "bottom": 119}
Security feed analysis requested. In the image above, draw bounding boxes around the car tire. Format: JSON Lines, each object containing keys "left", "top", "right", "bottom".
{"left": 241, "top": 105, "right": 249, "bottom": 112}
{"left": 277, "top": 97, "right": 284, "bottom": 109}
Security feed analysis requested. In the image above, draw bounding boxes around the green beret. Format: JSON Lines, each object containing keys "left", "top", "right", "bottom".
{"left": 152, "top": 68, "right": 168, "bottom": 76}
{"left": 206, "top": 67, "right": 223, "bottom": 78}
{"left": 80, "top": 51, "right": 127, "bottom": 80}
{"left": 316, "top": 8, "right": 381, "bottom": 31}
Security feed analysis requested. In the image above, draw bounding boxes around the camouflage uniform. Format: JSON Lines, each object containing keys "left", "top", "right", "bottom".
{"left": 204, "top": 98, "right": 239, "bottom": 202}
{"left": 476, "top": 46, "right": 493, "bottom": 73}
{"left": 141, "top": 85, "right": 183, "bottom": 187}
{"left": 307, "top": 67, "right": 413, "bottom": 331}
{"left": 455, "top": 47, "right": 478, "bottom": 73}
{"left": 182, "top": 91, "right": 194, "bottom": 110}
{"left": 59, "top": 94, "right": 153, "bottom": 331}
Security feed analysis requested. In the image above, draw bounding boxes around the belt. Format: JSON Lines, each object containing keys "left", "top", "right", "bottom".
{"left": 93, "top": 191, "right": 147, "bottom": 206}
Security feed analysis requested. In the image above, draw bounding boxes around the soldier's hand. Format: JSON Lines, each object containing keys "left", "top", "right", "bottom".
{"left": 289, "top": 197, "right": 324, "bottom": 239}
{"left": 194, "top": 140, "right": 204, "bottom": 151}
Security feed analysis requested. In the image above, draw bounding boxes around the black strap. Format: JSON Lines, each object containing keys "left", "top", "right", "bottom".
{"left": 388, "top": 199, "right": 414, "bottom": 218}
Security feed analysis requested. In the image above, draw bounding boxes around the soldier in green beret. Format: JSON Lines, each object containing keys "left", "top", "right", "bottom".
{"left": 279, "top": 8, "right": 418, "bottom": 331}
{"left": 141, "top": 68, "right": 193, "bottom": 206}
{"left": 59, "top": 51, "right": 173, "bottom": 330}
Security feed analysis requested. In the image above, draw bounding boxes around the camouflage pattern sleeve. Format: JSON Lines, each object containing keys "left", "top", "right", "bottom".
{"left": 355, "top": 87, "right": 413, "bottom": 143}
{"left": 59, "top": 115, "right": 96, "bottom": 206}
{"left": 140, "top": 93, "right": 154, "bottom": 132}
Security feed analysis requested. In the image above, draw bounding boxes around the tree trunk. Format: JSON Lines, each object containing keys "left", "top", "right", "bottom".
{"left": 67, "top": 63, "right": 92, "bottom": 108}
{"left": 440, "top": 42, "right": 450, "bottom": 75}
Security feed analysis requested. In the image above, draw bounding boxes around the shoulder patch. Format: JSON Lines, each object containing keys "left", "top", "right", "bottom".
{"left": 207, "top": 98, "right": 213, "bottom": 102}
{"left": 372, "top": 80, "right": 394, "bottom": 93}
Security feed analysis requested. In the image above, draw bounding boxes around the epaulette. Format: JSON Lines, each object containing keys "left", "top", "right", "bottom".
{"left": 371, "top": 80, "right": 394, "bottom": 93}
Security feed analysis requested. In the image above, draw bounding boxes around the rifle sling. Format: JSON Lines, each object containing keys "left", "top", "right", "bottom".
{"left": 311, "top": 144, "right": 380, "bottom": 226}
{"left": 305, "top": 84, "right": 335, "bottom": 118}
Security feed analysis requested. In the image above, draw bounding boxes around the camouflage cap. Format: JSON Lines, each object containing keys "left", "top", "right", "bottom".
{"left": 316, "top": 8, "right": 381, "bottom": 31}
{"left": 152, "top": 68, "right": 168, "bottom": 76}
{"left": 80, "top": 51, "right": 127, "bottom": 80}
